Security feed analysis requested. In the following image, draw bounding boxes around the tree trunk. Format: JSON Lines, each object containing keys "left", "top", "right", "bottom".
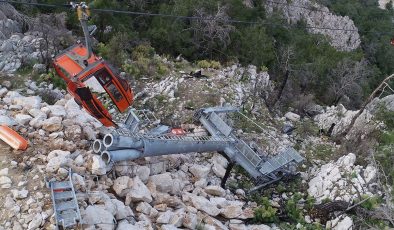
{"left": 269, "top": 70, "right": 289, "bottom": 108}
{"left": 339, "top": 74, "right": 394, "bottom": 137}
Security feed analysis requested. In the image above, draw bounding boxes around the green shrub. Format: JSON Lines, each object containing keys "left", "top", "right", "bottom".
{"left": 285, "top": 198, "right": 303, "bottom": 222}
{"left": 122, "top": 62, "right": 140, "bottom": 77}
{"left": 132, "top": 43, "right": 155, "bottom": 60}
{"left": 197, "top": 60, "right": 211, "bottom": 69}
{"left": 253, "top": 197, "right": 279, "bottom": 223}
{"left": 209, "top": 60, "right": 221, "bottom": 69}
{"left": 196, "top": 60, "right": 221, "bottom": 69}
{"left": 157, "top": 63, "right": 169, "bottom": 76}
{"left": 358, "top": 195, "right": 382, "bottom": 210}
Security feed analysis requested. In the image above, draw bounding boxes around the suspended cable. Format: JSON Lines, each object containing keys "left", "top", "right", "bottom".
{"left": 264, "top": 0, "right": 331, "bottom": 14}
{"left": 0, "top": 0, "right": 392, "bottom": 35}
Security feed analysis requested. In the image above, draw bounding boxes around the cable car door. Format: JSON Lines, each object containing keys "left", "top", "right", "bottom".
{"left": 93, "top": 67, "right": 133, "bottom": 113}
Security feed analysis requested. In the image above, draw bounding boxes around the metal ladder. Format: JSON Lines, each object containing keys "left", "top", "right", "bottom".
{"left": 48, "top": 170, "right": 81, "bottom": 229}
{"left": 114, "top": 129, "right": 234, "bottom": 143}
{"left": 258, "top": 147, "right": 304, "bottom": 175}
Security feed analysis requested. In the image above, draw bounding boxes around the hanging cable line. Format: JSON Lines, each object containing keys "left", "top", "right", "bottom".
{"left": 0, "top": 0, "right": 392, "bottom": 35}
{"left": 264, "top": 0, "right": 331, "bottom": 13}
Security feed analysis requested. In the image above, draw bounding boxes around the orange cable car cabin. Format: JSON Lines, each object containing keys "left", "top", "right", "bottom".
{"left": 53, "top": 43, "right": 134, "bottom": 127}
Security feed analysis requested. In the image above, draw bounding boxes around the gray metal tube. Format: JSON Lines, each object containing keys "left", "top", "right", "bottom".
{"left": 101, "top": 149, "right": 142, "bottom": 164}
{"left": 80, "top": 19, "right": 92, "bottom": 60}
{"left": 143, "top": 139, "right": 227, "bottom": 156}
{"left": 103, "top": 133, "right": 144, "bottom": 150}
{"left": 92, "top": 140, "right": 105, "bottom": 154}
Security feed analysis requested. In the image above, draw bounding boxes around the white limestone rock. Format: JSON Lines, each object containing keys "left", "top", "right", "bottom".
{"left": 204, "top": 185, "right": 226, "bottom": 197}
{"left": 326, "top": 215, "right": 353, "bottom": 230}
{"left": 83, "top": 205, "right": 115, "bottom": 229}
{"left": 41, "top": 116, "right": 63, "bottom": 132}
{"left": 111, "top": 199, "right": 134, "bottom": 220}
{"left": 46, "top": 150, "right": 71, "bottom": 173}
{"left": 47, "top": 105, "right": 66, "bottom": 117}
{"left": 285, "top": 112, "right": 301, "bottom": 122}
{"left": 183, "top": 193, "right": 220, "bottom": 216}
{"left": 182, "top": 212, "right": 198, "bottom": 229}
{"left": 220, "top": 202, "right": 244, "bottom": 219}
{"left": 112, "top": 176, "right": 133, "bottom": 196}
{"left": 135, "top": 166, "right": 150, "bottom": 183}
{"left": 364, "top": 165, "right": 377, "bottom": 184}
{"left": 307, "top": 153, "right": 375, "bottom": 203}
{"left": 248, "top": 224, "right": 271, "bottom": 230}
{"left": 156, "top": 210, "right": 174, "bottom": 224}
{"left": 12, "top": 96, "right": 41, "bottom": 109}
{"left": 149, "top": 172, "right": 173, "bottom": 193}
{"left": 28, "top": 108, "right": 47, "bottom": 119}
{"left": 14, "top": 114, "right": 32, "bottom": 125}
{"left": 127, "top": 176, "right": 152, "bottom": 203}
{"left": 0, "top": 115, "right": 16, "bottom": 126}
{"left": 91, "top": 155, "right": 107, "bottom": 175}
{"left": 0, "top": 176, "right": 12, "bottom": 188}
{"left": 0, "top": 168, "right": 8, "bottom": 176}
{"left": 27, "top": 213, "right": 42, "bottom": 230}
{"left": 189, "top": 164, "right": 211, "bottom": 179}
{"left": 11, "top": 188, "right": 28, "bottom": 199}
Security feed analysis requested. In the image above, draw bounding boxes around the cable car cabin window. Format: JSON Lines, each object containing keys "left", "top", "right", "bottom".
{"left": 107, "top": 83, "right": 123, "bottom": 102}
{"left": 119, "top": 78, "right": 129, "bottom": 91}
{"left": 95, "top": 68, "right": 112, "bottom": 85}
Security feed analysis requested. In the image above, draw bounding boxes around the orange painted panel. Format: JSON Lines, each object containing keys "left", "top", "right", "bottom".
{"left": 54, "top": 55, "right": 83, "bottom": 77}
{"left": 0, "top": 125, "right": 28, "bottom": 150}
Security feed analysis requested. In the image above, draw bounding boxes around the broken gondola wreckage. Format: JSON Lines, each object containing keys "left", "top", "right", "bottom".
{"left": 47, "top": 2, "right": 304, "bottom": 229}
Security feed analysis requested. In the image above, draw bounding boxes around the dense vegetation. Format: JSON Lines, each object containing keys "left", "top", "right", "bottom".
{"left": 18, "top": 0, "right": 394, "bottom": 113}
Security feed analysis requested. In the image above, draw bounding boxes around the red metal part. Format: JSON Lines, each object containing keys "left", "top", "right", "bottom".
{"left": 171, "top": 128, "right": 186, "bottom": 135}
{"left": 53, "top": 43, "right": 134, "bottom": 127}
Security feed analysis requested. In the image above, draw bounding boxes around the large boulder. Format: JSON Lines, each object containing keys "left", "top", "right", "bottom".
{"left": 285, "top": 112, "right": 301, "bottom": 122}
{"left": 47, "top": 105, "right": 66, "bottom": 117}
{"left": 46, "top": 150, "right": 71, "bottom": 173}
{"left": 12, "top": 96, "right": 41, "bottom": 109}
{"left": 111, "top": 199, "right": 134, "bottom": 220}
{"left": 0, "top": 115, "right": 16, "bottom": 126}
{"left": 183, "top": 193, "right": 220, "bottom": 216}
{"left": 112, "top": 176, "right": 133, "bottom": 197}
{"left": 14, "top": 114, "right": 32, "bottom": 125}
{"left": 27, "top": 213, "right": 43, "bottom": 230}
{"left": 189, "top": 164, "right": 211, "bottom": 179}
{"left": 42, "top": 116, "right": 63, "bottom": 132}
{"left": 307, "top": 153, "right": 376, "bottom": 203}
{"left": 91, "top": 155, "right": 107, "bottom": 175}
{"left": 126, "top": 176, "right": 152, "bottom": 203}
{"left": 149, "top": 173, "right": 173, "bottom": 193}
{"left": 204, "top": 185, "right": 226, "bottom": 197}
{"left": 83, "top": 205, "right": 115, "bottom": 230}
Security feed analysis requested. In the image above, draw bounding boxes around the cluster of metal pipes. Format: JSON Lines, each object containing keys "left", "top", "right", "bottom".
{"left": 92, "top": 133, "right": 229, "bottom": 164}
{"left": 92, "top": 134, "right": 144, "bottom": 164}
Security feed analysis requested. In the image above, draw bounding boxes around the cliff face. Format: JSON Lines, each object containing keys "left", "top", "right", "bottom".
{"left": 0, "top": 3, "right": 27, "bottom": 39}
{"left": 264, "top": 0, "right": 361, "bottom": 52}
{"left": 378, "top": 0, "right": 394, "bottom": 9}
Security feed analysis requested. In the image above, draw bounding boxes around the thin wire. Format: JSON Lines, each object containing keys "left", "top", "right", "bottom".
{"left": 265, "top": 0, "right": 331, "bottom": 14}
{"left": 0, "top": 0, "right": 392, "bottom": 35}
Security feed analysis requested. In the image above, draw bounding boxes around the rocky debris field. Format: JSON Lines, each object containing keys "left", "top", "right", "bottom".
{"left": 0, "top": 59, "right": 389, "bottom": 229}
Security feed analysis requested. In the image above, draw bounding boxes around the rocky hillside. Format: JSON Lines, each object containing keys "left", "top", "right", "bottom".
{"left": 0, "top": 56, "right": 391, "bottom": 229}
{"left": 264, "top": 0, "right": 361, "bottom": 51}
{"left": 0, "top": 2, "right": 393, "bottom": 230}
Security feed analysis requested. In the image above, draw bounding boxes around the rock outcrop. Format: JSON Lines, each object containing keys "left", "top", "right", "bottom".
{"left": 264, "top": 0, "right": 361, "bottom": 51}
{"left": 307, "top": 153, "right": 378, "bottom": 203}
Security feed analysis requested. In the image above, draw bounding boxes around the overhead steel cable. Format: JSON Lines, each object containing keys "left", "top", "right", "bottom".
{"left": 264, "top": 0, "right": 331, "bottom": 14}
{"left": 0, "top": 0, "right": 392, "bottom": 35}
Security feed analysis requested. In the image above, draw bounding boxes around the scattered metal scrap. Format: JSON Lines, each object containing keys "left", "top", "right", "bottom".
{"left": 47, "top": 170, "right": 81, "bottom": 230}
{"left": 93, "top": 107, "right": 304, "bottom": 192}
